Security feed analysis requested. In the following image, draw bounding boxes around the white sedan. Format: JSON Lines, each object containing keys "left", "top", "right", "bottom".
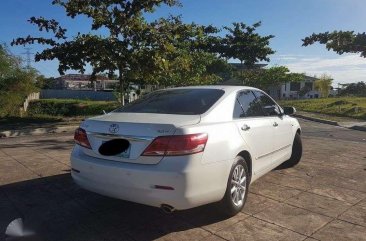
{"left": 71, "top": 86, "right": 302, "bottom": 216}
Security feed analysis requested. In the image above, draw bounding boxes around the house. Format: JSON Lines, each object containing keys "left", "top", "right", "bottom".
{"left": 55, "top": 74, "right": 119, "bottom": 90}
{"left": 268, "top": 75, "right": 320, "bottom": 100}
{"left": 222, "top": 64, "right": 321, "bottom": 100}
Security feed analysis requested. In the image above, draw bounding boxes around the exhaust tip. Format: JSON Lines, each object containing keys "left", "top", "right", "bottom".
{"left": 160, "top": 204, "right": 175, "bottom": 214}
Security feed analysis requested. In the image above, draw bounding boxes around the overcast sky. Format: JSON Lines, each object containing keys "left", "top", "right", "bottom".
{"left": 1, "top": 0, "right": 366, "bottom": 85}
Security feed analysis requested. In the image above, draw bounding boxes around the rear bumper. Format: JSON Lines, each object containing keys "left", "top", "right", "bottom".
{"left": 70, "top": 145, "right": 230, "bottom": 210}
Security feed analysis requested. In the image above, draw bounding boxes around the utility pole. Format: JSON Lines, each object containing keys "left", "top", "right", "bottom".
{"left": 21, "top": 47, "right": 34, "bottom": 70}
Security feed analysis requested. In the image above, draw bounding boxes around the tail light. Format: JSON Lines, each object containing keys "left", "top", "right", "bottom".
{"left": 142, "top": 133, "right": 208, "bottom": 156}
{"left": 74, "top": 128, "right": 91, "bottom": 149}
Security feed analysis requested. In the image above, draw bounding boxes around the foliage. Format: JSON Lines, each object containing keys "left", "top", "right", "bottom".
{"left": 339, "top": 82, "right": 366, "bottom": 97}
{"left": 35, "top": 76, "right": 58, "bottom": 89}
{"left": 299, "top": 86, "right": 311, "bottom": 97}
{"left": 303, "top": 31, "right": 366, "bottom": 57}
{"left": 12, "top": 1, "right": 231, "bottom": 104}
{"left": 279, "top": 97, "right": 366, "bottom": 120}
{"left": 27, "top": 99, "right": 120, "bottom": 117}
{"left": 0, "top": 45, "right": 39, "bottom": 117}
{"left": 237, "top": 66, "right": 305, "bottom": 89}
{"left": 219, "top": 22, "right": 275, "bottom": 69}
{"left": 314, "top": 74, "right": 333, "bottom": 98}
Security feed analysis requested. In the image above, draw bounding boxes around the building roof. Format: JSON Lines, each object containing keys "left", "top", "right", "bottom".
{"left": 56, "top": 74, "right": 110, "bottom": 81}
{"left": 229, "top": 63, "right": 268, "bottom": 70}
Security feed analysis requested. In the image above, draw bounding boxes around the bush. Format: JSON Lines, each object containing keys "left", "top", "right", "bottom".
{"left": 27, "top": 99, "right": 121, "bottom": 117}
{"left": 0, "top": 92, "right": 25, "bottom": 117}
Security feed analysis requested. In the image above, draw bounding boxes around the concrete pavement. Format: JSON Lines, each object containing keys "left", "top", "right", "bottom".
{"left": 0, "top": 119, "right": 365, "bottom": 241}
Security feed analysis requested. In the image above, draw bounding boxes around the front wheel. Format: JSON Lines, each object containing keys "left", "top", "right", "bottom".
{"left": 220, "top": 156, "right": 249, "bottom": 216}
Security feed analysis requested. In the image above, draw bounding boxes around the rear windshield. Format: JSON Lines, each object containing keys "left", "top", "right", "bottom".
{"left": 114, "top": 89, "right": 225, "bottom": 115}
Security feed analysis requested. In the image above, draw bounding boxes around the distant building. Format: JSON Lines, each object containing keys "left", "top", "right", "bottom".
{"left": 55, "top": 74, "right": 118, "bottom": 90}
{"left": 222, "top": 64, "right": 321, "bottom": 100}
{"left": 268, "top": 75, "right": 320, "bottom": 100}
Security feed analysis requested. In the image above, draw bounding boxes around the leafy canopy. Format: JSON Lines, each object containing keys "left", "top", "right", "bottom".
{"left": 314, "top": 74, "right": 333, "bottom": 98}
{"left": 219, "top": 22, "right": 275, "bottom": 67}
{"left": 238, "top": 66, "right": 305, "bottom": 90}
{"left": 303, "top": 31, "right": 366, "bottom": 57}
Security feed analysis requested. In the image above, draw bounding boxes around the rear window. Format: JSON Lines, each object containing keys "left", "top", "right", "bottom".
{"left": 114, "top": 89, "right": 225, "bottom": 115}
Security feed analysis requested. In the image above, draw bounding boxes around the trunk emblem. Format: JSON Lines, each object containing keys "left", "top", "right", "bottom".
{"left": 109, "top": 124, "right": 119, "bottom": 133}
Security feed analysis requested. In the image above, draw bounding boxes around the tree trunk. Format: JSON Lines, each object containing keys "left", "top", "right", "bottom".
{"left": 118, "top": 69, "right": 125, "bottom": 106}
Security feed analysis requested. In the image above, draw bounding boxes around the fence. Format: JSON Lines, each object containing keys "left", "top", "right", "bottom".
{"left": 22, "top": 92, "right": 40, "bottom": 112}
{"left": 40, "top": 89, "right": 117, "bottom": 101}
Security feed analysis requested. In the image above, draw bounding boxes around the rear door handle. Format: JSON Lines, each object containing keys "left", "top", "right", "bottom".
{"left": 273, "top": 122, "right": 278, "bottom": 127}
{"left": 241, "top": 124, "right": 250, "bottom": 131}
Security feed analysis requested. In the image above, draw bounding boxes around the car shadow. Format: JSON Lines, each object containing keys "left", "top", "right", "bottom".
{"left": 0, "top": 174, "right": 231, "bottom": 241}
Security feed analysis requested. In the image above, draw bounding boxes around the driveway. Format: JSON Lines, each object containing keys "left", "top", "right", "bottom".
{"left": 0, "top": 119, "right": 365, "bottom": 241}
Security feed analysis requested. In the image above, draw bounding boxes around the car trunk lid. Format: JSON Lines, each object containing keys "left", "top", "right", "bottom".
{"left": 80, "top": 112, "right": 201, "bottom": 164}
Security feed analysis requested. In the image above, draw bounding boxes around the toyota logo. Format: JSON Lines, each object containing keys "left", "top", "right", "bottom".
{"left": 109, "top": 124, "right": 119, "bottom": 133}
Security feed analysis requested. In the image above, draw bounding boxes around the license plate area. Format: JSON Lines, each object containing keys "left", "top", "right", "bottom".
{"left": 99, "top": 139, "right": 131, "bottom": 158}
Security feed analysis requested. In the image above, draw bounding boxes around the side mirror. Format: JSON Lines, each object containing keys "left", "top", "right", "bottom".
{"left": 263, "top": 105, "right": 281, "bottom": 116}
{"left": 283, "top": 107, "right": 296, "bottom": 115}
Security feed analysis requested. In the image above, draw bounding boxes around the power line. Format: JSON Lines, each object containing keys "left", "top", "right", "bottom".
{"left": 21, "top": 47, "right": 34, "bottom": 69}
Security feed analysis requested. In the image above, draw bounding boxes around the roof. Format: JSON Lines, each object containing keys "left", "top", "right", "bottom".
{"left": 229, "top": 63, "right": 268, "bottom": 70}
{"left": 167, "top": 85, "right": 260, "bottom": 93}
{"left": 56, "top": 74, "right": 110, "bottom": 81}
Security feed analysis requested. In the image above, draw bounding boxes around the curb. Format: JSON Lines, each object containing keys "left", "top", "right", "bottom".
{"left": 294, "top": 114, "right": 366, "bottom": 132}
{"left": 0, "top": 125, "right": 79, "bottom": 138}
{"left": 294, "top": 114, "right": 338, "bottom": 126}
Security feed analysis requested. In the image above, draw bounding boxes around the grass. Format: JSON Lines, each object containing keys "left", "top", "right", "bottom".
{"left": 278, "top": 97, "right": 366, "bottom": 121}
{"left": 0, "top": 99, "right": 121, "bottom": 130}
{"left": 27, "top": 99, "right": 121, "bottom": 117}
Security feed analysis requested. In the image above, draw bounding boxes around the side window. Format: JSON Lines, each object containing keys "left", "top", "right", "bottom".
{"left": 253, "top": 90, "right": 281, "bottom": 116}
{"left": 233, "top": 90, "right": 264, "bottom": 118}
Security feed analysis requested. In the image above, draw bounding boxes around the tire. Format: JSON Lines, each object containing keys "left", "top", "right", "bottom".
{"left": 220, "top": 156, "right": 249, "bottom": 217}
{"left": 281, "top": 133, "right": 302, "bottom": 168}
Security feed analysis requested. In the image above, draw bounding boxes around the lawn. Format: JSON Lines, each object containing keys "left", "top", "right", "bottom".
{"left": 278, "top": 97, "right": 366, "bottom": 120}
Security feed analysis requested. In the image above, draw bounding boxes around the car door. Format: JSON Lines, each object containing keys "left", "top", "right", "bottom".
{"left": 233, "top": 90, "right": 275, "bottom": 175}
{"left": 253, "top": 90, "right": 293, "bottom": 163}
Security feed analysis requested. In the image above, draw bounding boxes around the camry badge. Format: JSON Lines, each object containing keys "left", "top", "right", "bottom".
{"left": 109, "top": 124, "right": 119, "bottom": 133}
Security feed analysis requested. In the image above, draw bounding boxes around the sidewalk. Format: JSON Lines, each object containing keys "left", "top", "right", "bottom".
{"left": 0, "top": 117, "right": 82, "bottom": 138}
{"left": 295, "top": 111, "right": 366, "bottom": 131}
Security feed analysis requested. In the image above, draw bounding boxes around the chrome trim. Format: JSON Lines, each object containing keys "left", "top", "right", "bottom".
{"left": 87, "top": 132, "right": 154, "bottom": 142}
{"left": 257, "top": 144, "right": 291, "bottom": 159}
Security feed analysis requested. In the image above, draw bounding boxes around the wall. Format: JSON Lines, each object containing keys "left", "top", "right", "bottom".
{"left": 40, "top": 89, "right": 117, "bottom": 101}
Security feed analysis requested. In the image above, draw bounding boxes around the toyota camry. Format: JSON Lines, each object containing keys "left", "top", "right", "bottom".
{"left": 70, "top": 86, "right": 302, "bottom": 216}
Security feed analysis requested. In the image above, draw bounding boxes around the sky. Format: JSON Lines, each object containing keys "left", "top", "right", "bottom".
{"left": 1, "top": 0, "right": 366, "bottom": 85}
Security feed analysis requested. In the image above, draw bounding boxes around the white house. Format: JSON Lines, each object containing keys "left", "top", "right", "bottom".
{"left": 268, "top": 76, "right": 321, "bottom": 100}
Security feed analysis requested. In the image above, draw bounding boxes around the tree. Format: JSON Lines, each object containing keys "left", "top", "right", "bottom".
{"left": 219, "top": 22, "right": 275, "bottom": 74}
{"left": 0, "top": 45, "right": 39, "bottom": 116}
{"left": 340, "top": 81, "right": 366, "bottom": 96}
{"left": 12, "top": 0, "right": 181, "bottom": 104}
{"left": 302, "top": 31, "right": 366, "bottom": 57}
{"left": 237, "top": 66, "right": 305, "bottom": 90}
{"left": 314, "top": 74, "right": 333, "bottom": 98}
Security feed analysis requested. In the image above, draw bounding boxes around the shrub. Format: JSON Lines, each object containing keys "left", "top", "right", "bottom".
{"left": 27, "top": 99, "right": 120, "bottom": 117}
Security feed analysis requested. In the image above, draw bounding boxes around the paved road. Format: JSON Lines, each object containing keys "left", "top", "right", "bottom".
{"left": 300, "top": 119, "right": 366, "bottom": 143}
{"left": 0, "top": 119, "right": 365, "bottom": 241}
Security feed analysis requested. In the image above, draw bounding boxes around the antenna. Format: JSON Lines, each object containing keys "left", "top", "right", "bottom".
{"left": 21, "top": 47, "right": 34, "bottom": 69}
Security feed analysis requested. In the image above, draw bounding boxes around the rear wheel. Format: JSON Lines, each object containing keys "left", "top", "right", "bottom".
{"left": 220, "top": 156, "right": 249, "bottom": 216}
{"left": 281, "top": 133, "right": 302, "bottom": 168}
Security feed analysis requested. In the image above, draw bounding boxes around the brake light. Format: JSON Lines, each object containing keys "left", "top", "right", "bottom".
{"left": 142, "top": 133, "right": 208, "bottom": 156}
{"left": 74, "top": 128, "right": 91, "bottom": 149}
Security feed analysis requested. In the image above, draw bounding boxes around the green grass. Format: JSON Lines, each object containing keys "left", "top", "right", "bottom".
{"left": 27, "top": 99, "right": 121, "bottom": 117}
{"left": 278, "top": 97, "right": 366, "bottom": 120}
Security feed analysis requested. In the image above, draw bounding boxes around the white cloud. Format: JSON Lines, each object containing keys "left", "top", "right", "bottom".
{"left": 277, "top": 54, "right": 366, "bottom": 84}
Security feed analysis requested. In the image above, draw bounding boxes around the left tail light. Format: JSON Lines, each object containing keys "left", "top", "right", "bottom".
{"left": 74, "top": 128, "right": 91, "bottom": 149}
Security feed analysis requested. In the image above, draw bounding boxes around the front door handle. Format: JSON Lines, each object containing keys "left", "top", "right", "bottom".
{"left": 273, "top": 122, "right": 279, "bottom": 127}
{"left": 241, "top": 124, "right": 250, "bottom": 131}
